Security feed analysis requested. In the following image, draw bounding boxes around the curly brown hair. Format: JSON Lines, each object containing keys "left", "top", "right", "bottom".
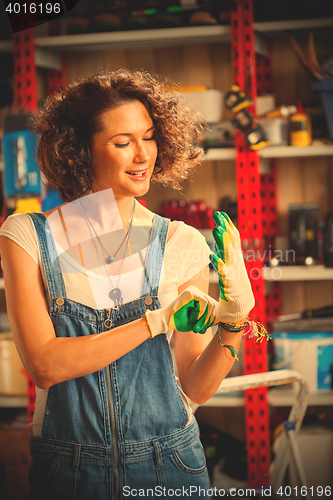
{"left": 32, "top": 69, "right": 206, "bottom": 202}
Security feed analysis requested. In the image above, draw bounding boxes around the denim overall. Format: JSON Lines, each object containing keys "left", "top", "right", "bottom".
{"left": 27, "top": 212, "right": 211, "bottom": 500}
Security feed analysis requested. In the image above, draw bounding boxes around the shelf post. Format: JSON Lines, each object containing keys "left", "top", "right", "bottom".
{"left": 12, "top": 16, "right": 38, "bottom": 114}
{"left": 256, "top": 39, "right": 282, "bottom": 352}
{"left": 11, "top": 14, "right": 38, "bottom": 426}
{"left": 230, "top": 0, "right": 270, "bottom": 486}
{"left": 11, "top": 16, "right": 68, "bottom": 427}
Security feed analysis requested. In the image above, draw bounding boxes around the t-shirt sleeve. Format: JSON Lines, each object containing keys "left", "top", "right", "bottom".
{"left": 0, "top": 213, "right": 40, "bottom": 266}
{"left": 164, "top": 221, "right": 212, "bottom": 288}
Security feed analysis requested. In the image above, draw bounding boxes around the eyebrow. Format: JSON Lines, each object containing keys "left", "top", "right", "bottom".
{"left": 109, "top": 126, "right": 155, "bottom": 140}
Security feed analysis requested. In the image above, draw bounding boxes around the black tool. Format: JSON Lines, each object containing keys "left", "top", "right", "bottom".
{"left": 277, "top": 304, "right": 333, "bottom": 322}
{"left": 323, "top": 212, "right": 333, "bottom": 267}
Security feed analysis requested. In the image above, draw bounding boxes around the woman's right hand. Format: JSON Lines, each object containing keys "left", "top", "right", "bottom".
{"left": 145, "top": 286, "right": 218, "bottom": 337}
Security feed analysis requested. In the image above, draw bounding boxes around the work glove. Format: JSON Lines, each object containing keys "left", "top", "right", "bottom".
{"left": 145, "top": 286, "right": 218, "bottom": 337}
{"left": 209, "top": 211, "right": 255, "bottom": 322}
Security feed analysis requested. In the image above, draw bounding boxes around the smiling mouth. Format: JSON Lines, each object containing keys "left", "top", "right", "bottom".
{"left": 126, "top": 169, "right": 148, "bottom": 178}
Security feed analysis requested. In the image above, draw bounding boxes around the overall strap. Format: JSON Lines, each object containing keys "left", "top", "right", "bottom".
{"left": 28, "top": 213, "right": 67, "bottom": 300}
{"left": 141, "top": 214, "right": 170, "bottom": 297}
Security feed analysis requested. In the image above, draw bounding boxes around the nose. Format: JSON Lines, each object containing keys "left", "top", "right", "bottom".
{"left": 133, "top": 141, "right": 150, "bottom": 163}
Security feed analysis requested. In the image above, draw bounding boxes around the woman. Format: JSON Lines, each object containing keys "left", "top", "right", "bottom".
{"left": 0, "top": 69, "right": 255, "bottom": 499}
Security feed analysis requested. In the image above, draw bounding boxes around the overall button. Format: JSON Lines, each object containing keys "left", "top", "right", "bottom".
{"left": 55, "top": 297, "right": 65, "bottom": 306}
{"left": 144, "top": 296, "right": 153, "bottom": 306}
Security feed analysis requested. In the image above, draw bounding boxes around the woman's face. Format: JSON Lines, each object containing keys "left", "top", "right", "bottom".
{"left": 91, "top": 100, "right": 158, "bottom": 199}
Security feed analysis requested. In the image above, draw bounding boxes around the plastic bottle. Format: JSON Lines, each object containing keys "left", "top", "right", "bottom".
{"left": 289, "top": 100, "right": 312, "bottom": 146}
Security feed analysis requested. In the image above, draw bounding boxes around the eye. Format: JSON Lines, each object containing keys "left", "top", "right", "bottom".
{"left": 115, "top": 142, "right": 130, "bottom": 148}
{"left": 144, "top": 135, "right": 155, "bottom": 142}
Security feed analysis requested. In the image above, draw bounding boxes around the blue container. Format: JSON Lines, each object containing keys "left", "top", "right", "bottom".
{"left": 313, "top": 82, "right": 333, "bottom": 140}
{"left": 3, "top": 130, "right": 41, "bottom": 197}
{"left": 273, "top": 331, "right": 333, "bottom": 392}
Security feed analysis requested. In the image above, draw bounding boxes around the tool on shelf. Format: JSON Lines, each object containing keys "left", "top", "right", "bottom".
{"left": 288, "top": 203, "right": 318, "bottom": 264}
{"left": 276, "top": 304, "right": 333, "bottom": 322}
{"left": 323, "top": 212, "right": 333, "bottom": 267}
{"left": 232, "top": 108, "right": 253, "bottom": 129}
{"left": 261, "top": 105, "right": 297, "bottom": 119}
{"left": 244, "top": 123, "right": 269, "bottom": 150}
{"left": 224, "top": 84, "right": 251, "bottom": 113}
{"left": 224, "top": 84, "right": 269, "bottom": 150}
{"left": 289, "top": 33, "right": 324, "bottom": 82}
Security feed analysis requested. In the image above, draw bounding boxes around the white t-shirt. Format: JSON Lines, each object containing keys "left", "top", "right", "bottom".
{"left": 0, "top": 212, "right": 211, "bottom": 435}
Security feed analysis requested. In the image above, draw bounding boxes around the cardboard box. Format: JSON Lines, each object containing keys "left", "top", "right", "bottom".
{"left": 288, "top": 425, "right": 333, "bottom": 494}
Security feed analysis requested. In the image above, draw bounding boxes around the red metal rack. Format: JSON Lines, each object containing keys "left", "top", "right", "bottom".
{"left": 230, "top": 0, "right": 272, "bottom": 487}
{"left": 12, "top": 19, "right": 38, "bottom": 114}
{"left": 11, "top": 19, "right": 38, "bottom": 425}
{"left": 11, "top": 22, "right": 66, "bottom": 426}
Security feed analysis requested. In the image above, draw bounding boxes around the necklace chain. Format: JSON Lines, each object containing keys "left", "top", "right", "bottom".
{"left": 80, "top": 200, "right": 135, "bottom": 264}
{"left": 79, "top": 198, "right": 136, "bottom": 307}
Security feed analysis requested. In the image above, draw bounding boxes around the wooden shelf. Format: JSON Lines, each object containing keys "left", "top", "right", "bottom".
{"left": 254, "top": 17, "right": 333, "bottom": 35}
{"left": 0, "top": 25, "right": 231, "bottom": 53}
{"left": 210, "top": 266, "right": 333, "bottom": 284}
{"left": 263, "top": 265, "right": 333, "bottom": 282}
{"left": 199, "top": 389, "right": 333, "bottom": 408}
{"left": 36, "top": 25, "right": 229, "bottom": 52}
{"left": 201, "top": 394, "right": 245, "bottom": 407}
{"left": 259, "top": 144, "right": 333, "bottom": 158}
{"left": 205, "top": 148, "right": 236, "bottom": 161}
{"left": 0, "top": 18, "right": 332, "bottom": 53}
{"left": 268, "top": 389, "right": 333, "bottom": 407}
{"left": 205, "top": 145, "right": 333, "bottom": 161}
{"left": 0, "top": 395, "right": 27, "bottom": 408}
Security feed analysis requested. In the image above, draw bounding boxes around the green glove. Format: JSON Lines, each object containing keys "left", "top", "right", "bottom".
{"left": 145, "top": 286, "right": 218, "bottom": 337}
{"left": 209, "top": 211, "right": 255, "bottom": 322}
